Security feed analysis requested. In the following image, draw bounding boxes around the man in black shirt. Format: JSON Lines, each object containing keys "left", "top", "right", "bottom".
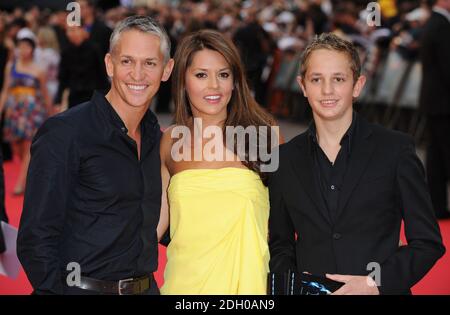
{"left": 268, "top": 33, "right": 444, "bottom": 294}
{"left": 233, "top": 11, "right": 271, "bottom": 106}
{"left": 55, "top": 23, "right": 110, "bottom": 108}
{"left": 17, "top": 16, "right": 174, "bottom": 295}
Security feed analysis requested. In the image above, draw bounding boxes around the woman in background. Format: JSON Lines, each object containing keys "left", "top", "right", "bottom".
{"left": 34, "top": 26, "right": 60, "bottom": 103}
{"left": 0, "top": 29, "right": 52, "bottom": 195}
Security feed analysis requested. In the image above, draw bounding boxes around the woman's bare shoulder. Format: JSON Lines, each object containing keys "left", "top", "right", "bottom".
{"left": 161, "top": 125, "right": 178, "bottom": 144}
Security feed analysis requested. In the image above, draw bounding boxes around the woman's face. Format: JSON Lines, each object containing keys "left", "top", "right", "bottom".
{"left": 185, "top": 49, "right": 234, "bottom": 122}
{"left": 17, "top": 40, "right": 34, "bottom": 60}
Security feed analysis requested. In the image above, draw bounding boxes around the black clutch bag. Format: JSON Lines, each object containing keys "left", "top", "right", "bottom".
{"left": 267, "top": 270, "right": 344, "bottom": 295}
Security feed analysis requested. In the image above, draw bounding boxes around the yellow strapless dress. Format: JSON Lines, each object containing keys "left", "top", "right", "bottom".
{"left": 160, "top": 167, "right": 270, "bottom": 295}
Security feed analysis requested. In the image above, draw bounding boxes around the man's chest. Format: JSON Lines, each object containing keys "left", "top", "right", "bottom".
{"left": 74, "top": 139, "right": 161, "bottom": 200}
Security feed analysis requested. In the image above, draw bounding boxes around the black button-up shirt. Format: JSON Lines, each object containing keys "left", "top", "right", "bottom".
{"left": 17, "top": 91, "right": 162, "bottom": 294}
{"left": 308, "top": 113, "right": 357, "bottom": 223}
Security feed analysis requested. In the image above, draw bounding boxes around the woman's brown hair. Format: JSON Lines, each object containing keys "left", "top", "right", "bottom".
{"left": 172, "top": 29, "right": 275, "bottom": 184}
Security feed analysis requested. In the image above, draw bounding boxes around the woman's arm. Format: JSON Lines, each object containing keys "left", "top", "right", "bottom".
{"left": 156, "top": 126, "right": 175, "bottom": 242}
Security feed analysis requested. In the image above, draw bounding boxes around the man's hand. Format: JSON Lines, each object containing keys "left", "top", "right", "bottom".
{"left": 326, "top": 274, "right": 379, "bottom": 295}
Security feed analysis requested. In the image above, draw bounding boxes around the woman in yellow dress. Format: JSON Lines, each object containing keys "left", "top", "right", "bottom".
{"left": 158, "top": 30, "right": 280, "bottom": 295}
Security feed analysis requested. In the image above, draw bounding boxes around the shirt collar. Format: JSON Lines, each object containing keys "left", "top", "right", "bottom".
{"left": 433, "top": 6, "right": 450, "bottom": 22}
{"left": 92, "top": 90, "right": 159, "bottom": 138}
{"left": 308, "top": 111, "right": 358, "bottom": 155}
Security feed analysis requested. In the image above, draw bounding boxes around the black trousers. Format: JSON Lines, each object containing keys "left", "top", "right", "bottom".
{"left": 426, "top": 115, "right": 450, "bottom": 217}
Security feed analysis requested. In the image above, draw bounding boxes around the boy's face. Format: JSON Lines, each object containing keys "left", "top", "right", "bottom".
{"left": 297, "top": 49, "right": 365, "bottom": 122}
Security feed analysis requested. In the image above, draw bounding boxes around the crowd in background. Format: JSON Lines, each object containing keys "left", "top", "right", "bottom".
{"left": 0, "top": 0, "right": 436, "bottom": 114}
{"left": 0, "top": 0, "right": 446, "bottom": 190}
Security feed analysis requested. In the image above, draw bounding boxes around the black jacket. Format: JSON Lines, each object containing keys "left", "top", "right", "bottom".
{"left": 268, "top": 114, "right": 445, "bottom": 294}
{"left": 419, "top": 11, "right": 450, "bottom": 116}
{"left": 17, "top": 92, "right": 162, "bottom": 294}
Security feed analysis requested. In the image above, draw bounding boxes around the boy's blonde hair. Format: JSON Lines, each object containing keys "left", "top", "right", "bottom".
{"left": 300, "top": 33, "right": 361, "bottom": 83}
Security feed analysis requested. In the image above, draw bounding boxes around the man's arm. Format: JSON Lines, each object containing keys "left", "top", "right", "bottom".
{"left": 378, "top": 137, "right": 446, "bottom": 294}
{"left": 157, "top": 127, "right": 171, "bottom": 244}
{"left": 268, "top": 157, "right": 296, "bottom": 273}
{"left": 17, "top": 117, "right": 79, "bottom": 294}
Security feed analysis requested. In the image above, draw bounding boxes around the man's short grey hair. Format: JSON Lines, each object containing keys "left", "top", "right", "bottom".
{"left": 109, "top": 15, "right": 171, "bottom": 64}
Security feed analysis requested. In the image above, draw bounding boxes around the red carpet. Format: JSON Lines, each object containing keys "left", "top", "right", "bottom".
{"left": 1, "top": 158, "right": 449, "bottom": 295}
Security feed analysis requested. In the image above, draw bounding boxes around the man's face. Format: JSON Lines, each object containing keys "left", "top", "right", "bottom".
{"left": 105, "top": 30, "right": 174, "bottom": 109}
{"left": 298, "top": 49, "right": 365, "bottom": 122}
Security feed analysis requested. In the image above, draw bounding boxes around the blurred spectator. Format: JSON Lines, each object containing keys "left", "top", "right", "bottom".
{"left": 390, "top": 6, "right": 429, "bottom": 60}
{"left": 55, "top": 23, "right": 109, "bottom": 109}
{"left": 155, "top": 12, "right": 177, "bottom": 114}
{"left": 34, "top": 26, "right": 60, "bottom": 102}
{"left": 331, "top": 2, "right": 361, "bottom": 35}
{"left": 98, "top": 0, "right": 121, "bottom": 11}
{"left": 419, "top": 0, "right": 450, "bottom": 219}
{"left": 78, "top": 0, "right": 113, "bottom": 56}
{"left": 305, "top": 0, "right": 330, "bottom": 35}
{"left": 4, "top": 17, "right": 27, "bottom": 56}
{"left": 0, "top": 16, "right": 9, "bottom": 88}
{"left": 48, "top": 10, "right": 71, "bottom": 53}
{"left": 233, "top": 9, "right": 271, "bottom": 106}
{"left": 0, "top": 0, "right": 444, "bottom": 126}
{"left": 0, "top": 29, "right": 52, "bottom": 195}
{"left": 380, "top": 0, "right": 401, "bottom": 27}
{"left": 24, "top": 5, "right": 40, "bottom": 33}
{"left": 0, "top": 15, "right": 11, "bottom": 162}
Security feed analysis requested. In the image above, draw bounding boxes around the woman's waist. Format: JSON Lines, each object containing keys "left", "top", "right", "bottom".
{"left": 9, "top": 86, "right": 37, "bottom": 97}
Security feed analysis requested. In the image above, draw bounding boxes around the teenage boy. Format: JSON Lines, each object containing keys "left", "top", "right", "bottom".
{"left": 268, "top": 33, "right": 445, "bottom": 295}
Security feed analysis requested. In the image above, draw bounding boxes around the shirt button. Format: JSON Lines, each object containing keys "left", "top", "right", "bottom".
{"left": 331, "top": 185, "right": 335, "bottom": 190}
{"left": 333, "top": 233, "right": 341, "bottom": 240}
